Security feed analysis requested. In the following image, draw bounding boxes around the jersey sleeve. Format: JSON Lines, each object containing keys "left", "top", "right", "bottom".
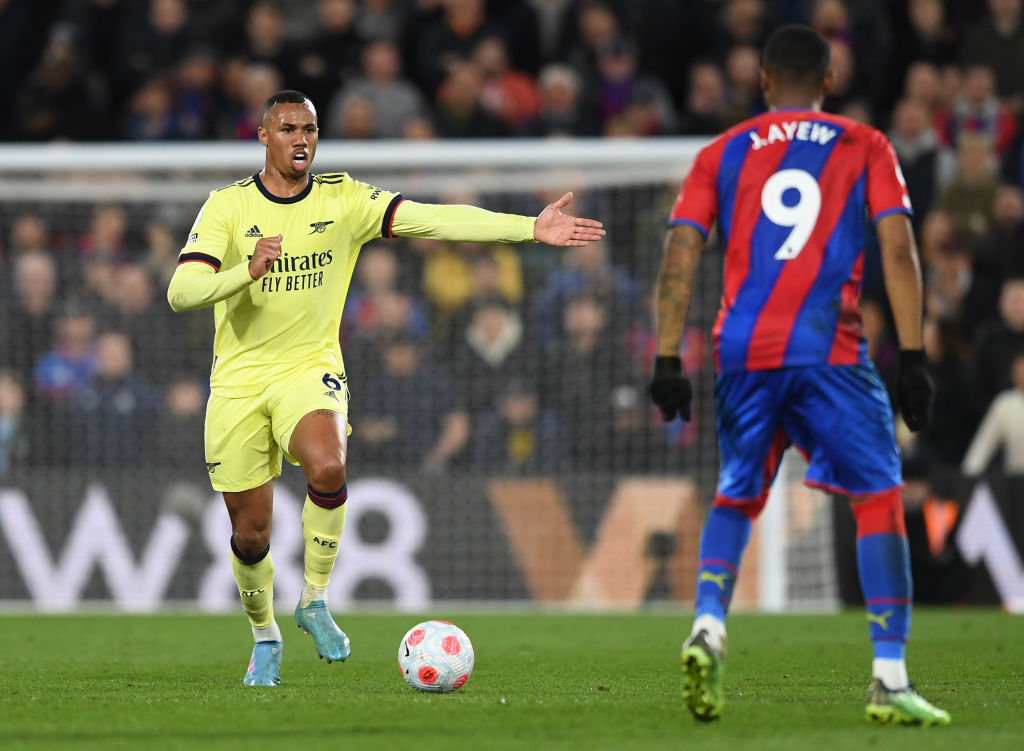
{"left": 177, "top": 191, "right": 231, "bottom": 270}
{"left": 167, "top": 190, "right": 254, "bottom": 312}
{"left": 668, "top": 144, "right": 719, "bottom": 239}
{"left": 342, "top": 177, "right": 404, "bottom": 245}
{"left": 866, "top": 130, "right": 913, "bottom": 223}
{"left": 390, "top": 201, "right": 536, "bottom": 243}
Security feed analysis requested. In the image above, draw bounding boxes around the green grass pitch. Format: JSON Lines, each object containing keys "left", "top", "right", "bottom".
{"left": 0, "top": 609, "right": 1020, "bottom": 750}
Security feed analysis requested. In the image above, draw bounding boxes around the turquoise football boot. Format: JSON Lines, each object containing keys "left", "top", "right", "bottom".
{"left": 295, "top": 600, "right": 351, "bottom": 663}
{"left": 243, "top": 641, "right": 282, "bottom": 686}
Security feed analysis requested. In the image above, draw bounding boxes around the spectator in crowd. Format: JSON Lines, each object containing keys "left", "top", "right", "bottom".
{"left": 922, "top": 223, "right": 972, "bottom": 322}
{"left": 450, "top": 296, "right": 527, "bottom": 418}
{"left": 6, "top": 213, "right": 51, "bottom": 257}
{"left": 411, "top": 0, "right": 499, "bottom": 96}
{"left": 522, "top": 63, "right": 597, "bottom": 137}
{"left": 812, "top": 0, "right": 894, "bottom": 112}
{"left": 327, "top": 39, "right": 425, "bottom": 139}
{"left": 33, "top": 305, "right": 97, "bottom": 402}
{"left": 356, "top": 0, "right": 413, "bottom": 43}
{"left": 222, "top": 62, "right": 282, "bottom": 140}
{"left": 0, "top": 251, "right": 58, "bottom": 385}
{"left": 935, "top": 134, "right": 1000, "bottom": 255}
{"left": 708, "top": 0, "right": 768, "bottom": 65}
{"left": 900, "top": 452, "right": 969, "bottom": 604}
{"left": 119, "top": 0, "right": 191, "bottom": 96}
{"left": 593, "top": 36, "right": 676, "bottom": 136}
{"left": 239, "top": 2, "right": 300, "bottom": 87}
{"left": 14, "top": 30, "right": 108, "bottom": 141}
{"left": 156, "top": 377, "right": 208, "bottom": 473}
{"left": 821, "top": 38, "right": 862, "bottom": 116}
{"left": 172, "top": 45, "right": 222, "bottom": 140}
{"left": 432, "top": 59, "right": 510, "bottom": 138}
{"left": 892, "top": 0, "right": 957, "bottom": 92}
{"left": 960, "top": 0, "right": 1024, "bottom": 111}
{"left": 68, "top": 331, "right": 160, "bottom": 466}
{"left": 75, "top": 254, "right": 121, "bottom": 326}
{"left": 541, "top": 293, "right": 632, "bottom": 468}
{"left": 532, "top": 240, "right": 635, "bottom": 346}
{"left": 565, "top": 0, "right": 620, "bottom": 90}
{"left": 423, "top": 235, "right": 523, "bottom": 336}
{"left": 679, "top": 61, "right": 730, "bottom": 136}
{"left": 332, "top": 96, "right": 376, "bottom": 139}
{"left": 935, "top": 64, "right": 1018, "bottom": 156}
{"left": 112, "top": 264, "right": 182, "bottom": 382}
{"left": 902, "top": 60, "right": 944, "bottom": 116}
{"left": 722, "top": 45, "right": 763, "bottom": 125}
{"left": 524, "top": 0, "right": 578, "bottom": 68}
{"left": 472, "top": 377, "right": 561, "bottom": 473}
{"left": 888, "top": 97, "right": 957, "bottom": 225}
{"left": 0, "top": 371, "right": 26, "bottom": 476}
{"left": 342, "top": 243, "right": 429, "bottom": 347}
{"left": 297, "top": 0, "right": 366, "bottom": 107}
{"left": 401, "top": 114, "right": 438, "bottom": 139}
{"left": 76, "top": 203, "right": 129, "bottom": 263}
{"left": 963, "top": 184, "right": 1024, "bottom": 333}
{"left": 604, "top": 384, "right": 677, "bottom": 472}
{"left": 962, "top": 349, "right": 1024, "bottom": 478}
{"left": 0, "top": 0, "right": 47, "bottom": 139}
{"left": 141, "top": 218, "right": 182, "bottom": 287}
{"left": 474, "top": 35, "right": 542, "bottom": 132}
{"left": 353, "top": 331, "right": 469, "bottom": 472}
{"left": 123, "top": 76, "right": 181, "bottom": 140}
{"left": 969, "top": 276, "right": 1024, "bottom": 412}
{"left": 914, "top": 315, "right": 975, "bottom": 474}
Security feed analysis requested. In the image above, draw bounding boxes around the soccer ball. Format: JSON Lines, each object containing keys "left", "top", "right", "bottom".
{"left": 397, "top": 620, "right": 475, "bottom": 693}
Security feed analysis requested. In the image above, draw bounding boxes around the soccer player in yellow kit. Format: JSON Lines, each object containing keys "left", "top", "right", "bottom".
{"left": 167, "top": 90, "right": 604, "bottom": 686}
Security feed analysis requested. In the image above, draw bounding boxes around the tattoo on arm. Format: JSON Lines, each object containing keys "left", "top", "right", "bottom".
{"left": 313, "top": 410, "right": 338, "bottom": 418}
{"left": 655, "top": 226, "right": 704, "bottom": 356}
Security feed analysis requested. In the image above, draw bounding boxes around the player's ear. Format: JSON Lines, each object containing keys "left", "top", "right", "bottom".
{"left": 257, "top": 125, "right": 268, "bottom": 146}
{"left": 822, "top": 68, "right": 835, "bottom": 96}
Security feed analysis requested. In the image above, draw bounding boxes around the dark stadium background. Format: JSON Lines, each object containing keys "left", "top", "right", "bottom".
{"left": 1, "top": 0, "right": 1023, "bottom": 610}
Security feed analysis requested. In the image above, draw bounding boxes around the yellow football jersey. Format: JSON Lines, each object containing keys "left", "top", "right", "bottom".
{"left": 177, "top": 172, "right": 401, "bottom": 397}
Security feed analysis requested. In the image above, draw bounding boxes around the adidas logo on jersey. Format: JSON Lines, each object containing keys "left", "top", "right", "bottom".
{"left": 244, "top": 225, "right": 263, "bottom": 238}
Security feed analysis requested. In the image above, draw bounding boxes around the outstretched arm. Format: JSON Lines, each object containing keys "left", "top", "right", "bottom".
{"left": 390, "top": 191, "right": 604, "bottom": 246}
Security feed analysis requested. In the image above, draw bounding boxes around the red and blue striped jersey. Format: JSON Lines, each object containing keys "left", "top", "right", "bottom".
{"left": 669, "top": 109, "right": 912, "bottom": 373}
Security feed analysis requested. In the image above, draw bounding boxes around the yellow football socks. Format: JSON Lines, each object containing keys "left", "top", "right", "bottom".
{"left": 302, "top": 485, "right": 348, "bottom": 601}
{"left": 230, "top": 540, "right": 275, "bottom": 631}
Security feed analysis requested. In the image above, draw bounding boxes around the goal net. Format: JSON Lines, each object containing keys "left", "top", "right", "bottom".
{"left": 0, "top": 139, "right": 837, "bottom": 612}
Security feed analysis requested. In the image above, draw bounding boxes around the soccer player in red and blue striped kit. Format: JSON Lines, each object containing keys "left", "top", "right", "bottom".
{"left": 650, "top": 25, "right": 950, "bottom": 726}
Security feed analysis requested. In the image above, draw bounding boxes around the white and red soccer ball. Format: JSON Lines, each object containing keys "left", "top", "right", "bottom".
{"left": 398, "top": 620, "right": 475, "bottom": 693}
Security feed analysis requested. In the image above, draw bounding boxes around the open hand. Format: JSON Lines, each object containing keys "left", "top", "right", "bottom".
{"left": 534, "top": 192, "right": 605, "bottom": 247}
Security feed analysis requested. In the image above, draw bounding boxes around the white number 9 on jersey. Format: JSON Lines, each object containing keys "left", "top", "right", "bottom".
{"left": 760, "top": 168, "right": 821, "bottom": 260}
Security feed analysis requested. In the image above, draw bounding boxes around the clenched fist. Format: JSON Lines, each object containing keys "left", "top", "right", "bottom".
{"left": 249, "top": 234, "right": 283, "bottom": 280}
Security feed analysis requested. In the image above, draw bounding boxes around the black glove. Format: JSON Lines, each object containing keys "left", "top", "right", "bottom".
{"left": 895, "top": 349, "right": 934, "bottom": 432}
{"left": 649, "top": 355, "right": 693, "bottom": 422}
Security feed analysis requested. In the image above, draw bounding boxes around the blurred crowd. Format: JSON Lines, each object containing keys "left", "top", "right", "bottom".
{"left": 2, "top": 0, "right": 1024, "bottom": 497}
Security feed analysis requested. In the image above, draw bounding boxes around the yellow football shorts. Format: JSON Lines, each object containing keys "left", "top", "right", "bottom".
{"left": 204, "top": 365, "right": 350, "bottom": 492}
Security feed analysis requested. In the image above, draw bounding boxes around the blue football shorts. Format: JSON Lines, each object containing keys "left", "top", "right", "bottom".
{"left": 714, "top": 363, "right": 901, "bottom": 499}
